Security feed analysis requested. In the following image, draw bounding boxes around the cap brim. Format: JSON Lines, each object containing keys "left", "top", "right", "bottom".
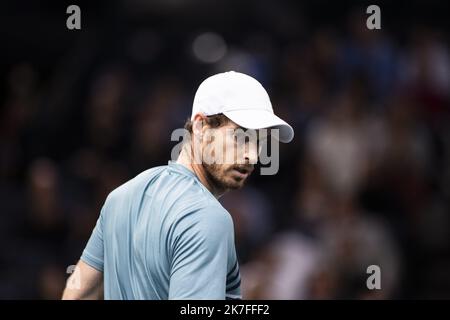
{"left": 223, "top": 109, "right": 294, "bottom": 143}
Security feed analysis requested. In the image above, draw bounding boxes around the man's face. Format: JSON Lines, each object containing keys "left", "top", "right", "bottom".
{"left": 200, "top": 121, "right": 261, "bottom": 191}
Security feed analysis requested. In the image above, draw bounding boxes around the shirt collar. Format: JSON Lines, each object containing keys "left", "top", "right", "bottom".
{"left": 167, "top": 160, "right": 222, "bottom": 199}
{"left": 167, "top": 160, "right": 198, "bottom": 180}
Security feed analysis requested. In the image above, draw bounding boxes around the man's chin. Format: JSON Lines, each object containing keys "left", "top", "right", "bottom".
{"left": 205, "top": 165, "right": 248, "bottom": 191}
{"left": 223, "top": 177, "right": 247, "bottom": 190}
{"left": 226, "top": 183, "right": 244, "bottom": 191}
{"left": 211, "top": 177, "right": 245, "bottom": 191}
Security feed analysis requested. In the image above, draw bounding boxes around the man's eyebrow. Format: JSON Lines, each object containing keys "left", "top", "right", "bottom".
{"left": 231, "top": 127, "right": 272, "bottom": 138}
{"left": 228, "top": 126, "right": 247, "bottom": 132}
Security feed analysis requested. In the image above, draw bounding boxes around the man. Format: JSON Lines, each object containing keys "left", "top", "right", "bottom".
{"left": 62, "top": 71, "right": 294, "bottom": 300}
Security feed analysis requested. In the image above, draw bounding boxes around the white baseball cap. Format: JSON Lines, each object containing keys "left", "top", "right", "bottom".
{"left": 191, "top": 71, "right": 294, "bottom": 143}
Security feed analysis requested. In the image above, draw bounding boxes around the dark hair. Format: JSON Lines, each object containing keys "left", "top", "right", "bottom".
{"left": 184, "top": 113, "right": 231, "bottom": 134}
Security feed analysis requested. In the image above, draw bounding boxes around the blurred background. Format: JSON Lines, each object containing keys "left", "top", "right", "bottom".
{"left": 1, "top": 0, "right": 449, "bottom": 299}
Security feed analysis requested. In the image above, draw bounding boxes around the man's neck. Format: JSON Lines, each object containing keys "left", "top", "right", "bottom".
{"left": 176, "top": 145, "right": 225, "bottom": 198}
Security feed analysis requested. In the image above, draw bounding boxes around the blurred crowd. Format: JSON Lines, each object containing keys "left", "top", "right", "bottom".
{"left": 1, "top": 1, "right": 449, "bottom": 299}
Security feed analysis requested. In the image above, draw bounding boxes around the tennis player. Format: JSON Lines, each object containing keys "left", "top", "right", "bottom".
{"left": 62, "top": 71, "right": 294, "bottom": 300}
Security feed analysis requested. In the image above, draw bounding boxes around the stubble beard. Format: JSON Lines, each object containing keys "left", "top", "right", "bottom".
{"left": 203, "top": 163, "right": 246, "bottom": 192}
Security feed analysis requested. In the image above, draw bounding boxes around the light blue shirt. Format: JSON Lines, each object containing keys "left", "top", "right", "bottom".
{"left": 80, "top": 161, "right": 241, "bottom": 300}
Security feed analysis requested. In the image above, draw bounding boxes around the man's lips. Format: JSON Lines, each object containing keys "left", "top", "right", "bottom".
{"left": 231, "top": 166, "right": 254, "bottom": 178}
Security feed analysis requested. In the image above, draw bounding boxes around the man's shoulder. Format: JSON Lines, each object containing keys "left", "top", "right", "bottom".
{"left": 199, "top": 203, "right": 234, "bottom": 232}
{"left": 105, "top": 165, "right": 168, "bottom": 203}
{"left": 173, "top": 199, "right": 233, "bottom": 236}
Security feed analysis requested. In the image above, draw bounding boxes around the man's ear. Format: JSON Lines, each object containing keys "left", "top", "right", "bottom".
{"left": 192, "top": 113, "right": 206, "bottom": 139}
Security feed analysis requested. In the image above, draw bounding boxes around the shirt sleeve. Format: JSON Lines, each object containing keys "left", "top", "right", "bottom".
{"left": 168, "top": 205, "right": 233, "bottom": 300}
{"left": 80, "top": 205, "right": 105, "bottom": 272}
{"left": 225, "top": 253, "right": 242, "bottom": 300}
